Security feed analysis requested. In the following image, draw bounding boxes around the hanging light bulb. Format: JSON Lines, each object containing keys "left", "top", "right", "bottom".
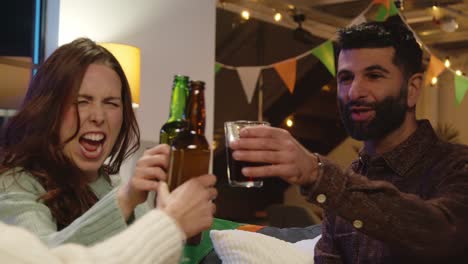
{"left": 456, "top": 70, "right": 462, "bottom": 76}
{"left": 440, "top": 16, "right": 459, "bottom": 33}
{"left": 274, "top": 12, "right": 282, "bottom": 22}
{"left": 432, "top": 5, "right": 442, "bottom": 22}
{"left": 431, "top": 77, "right": 438, "bottom": 85}
{"left": 241, "top": 10, "right": 250, "bottom": 20}
{"left": 286, "top": 118, "right": 294, "bottom": 127}
{"left": 444, "top": 57, "right": 451, "bottom": 68}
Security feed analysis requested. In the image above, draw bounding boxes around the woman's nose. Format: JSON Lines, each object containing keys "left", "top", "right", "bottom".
{"left": 89, "top": 105, "right": 105, "bottom": 125}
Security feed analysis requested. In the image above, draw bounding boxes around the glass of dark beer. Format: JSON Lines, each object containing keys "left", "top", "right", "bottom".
{"left": 224, "top": 120, "right": 270, "bottom": 188}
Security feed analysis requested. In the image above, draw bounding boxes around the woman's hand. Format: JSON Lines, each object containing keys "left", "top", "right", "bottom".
{"left": 118, "top": 144, "right": 170, "bottom": 220}
{"left": 156, "top": 174, "right": 217, "bottom": 239}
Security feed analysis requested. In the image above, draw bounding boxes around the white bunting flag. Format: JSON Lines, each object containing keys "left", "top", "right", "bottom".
{"left": 236, "top": 67, "right": 262, "bottom": 103}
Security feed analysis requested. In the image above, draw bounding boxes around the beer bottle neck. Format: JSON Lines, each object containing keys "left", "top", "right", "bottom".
{"left": 168, "top": 80, "right": 188, "bottom": 122}
{"left": 187, "top": 86, "right": 206, "bottom": 135}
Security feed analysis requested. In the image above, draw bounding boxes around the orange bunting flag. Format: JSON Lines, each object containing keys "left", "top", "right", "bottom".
{"left": 274, "top": 58, "right": 297, "bottom": 93}
{"left": 373, "top": 0, "right": 390, "bottom": 10}
{"left": 425, "top": 55, "right": 446, "bottom": 87}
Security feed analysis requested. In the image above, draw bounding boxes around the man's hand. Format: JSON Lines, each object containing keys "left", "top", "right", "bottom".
{"left": 229, "top": 126, "right": 320, "bottom": 186}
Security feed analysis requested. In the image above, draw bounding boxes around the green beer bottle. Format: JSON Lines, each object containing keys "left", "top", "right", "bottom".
{"left": 159, "top": 75, "right": 189, "bottom": 145}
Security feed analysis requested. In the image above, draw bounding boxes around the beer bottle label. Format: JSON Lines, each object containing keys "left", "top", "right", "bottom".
{"left": 168, "top": 148, "right": 210, "bottom": 191}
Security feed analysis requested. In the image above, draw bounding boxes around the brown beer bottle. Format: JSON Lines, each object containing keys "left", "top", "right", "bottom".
{"left": 168, "top": 80, "right": 210, "bottom": 245}
{"left": 159, "top": 75, "right": 190, "bottom": 145}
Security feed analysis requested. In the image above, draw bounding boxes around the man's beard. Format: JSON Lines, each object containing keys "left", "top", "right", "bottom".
{"left": 338, "top": 87, "right": 408, "bottom": 141}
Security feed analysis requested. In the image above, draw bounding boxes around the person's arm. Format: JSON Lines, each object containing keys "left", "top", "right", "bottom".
{"left": 0, "top": 171, "right": 129, "bottom": 246}
{"left": 230, "top": 126, "right": 468, "bottom": 258}
{"left": 303, "top": 154, "right": 468, "bottom": 258}
{"left": 0, "top": 209, "right": 184, "bottom": 264}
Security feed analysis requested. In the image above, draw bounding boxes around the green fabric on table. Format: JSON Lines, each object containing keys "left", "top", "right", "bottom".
{"left": 180, "top": 218, "right": 243, "bottom": 264}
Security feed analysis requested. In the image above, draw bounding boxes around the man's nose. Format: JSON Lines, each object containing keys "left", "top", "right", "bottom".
{"left": 348, "top": 78, "right": 367, "bottom": 101}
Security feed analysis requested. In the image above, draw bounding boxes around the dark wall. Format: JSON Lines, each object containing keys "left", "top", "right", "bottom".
{"left": 213, "top": 9, "right": 347, "bottom": 222}
{"left": 0, "top": 0, "right": 35, "bottom": 57}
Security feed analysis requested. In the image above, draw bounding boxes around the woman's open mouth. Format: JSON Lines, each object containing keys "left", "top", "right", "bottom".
{"left": 79, "top": 132, "right": 106, "bottom": 159}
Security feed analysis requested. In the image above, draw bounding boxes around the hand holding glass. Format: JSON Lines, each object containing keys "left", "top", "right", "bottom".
{"left": 224, "top": 120, "right": 270, "bottom": 188}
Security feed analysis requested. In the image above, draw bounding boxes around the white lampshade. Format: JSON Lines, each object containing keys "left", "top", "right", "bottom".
{"left": 99, "top": 43, "right": 141, "bottom": 108}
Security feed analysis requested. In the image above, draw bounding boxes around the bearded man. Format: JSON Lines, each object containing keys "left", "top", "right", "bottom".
{"left": 229, "top": 21, "right": 468, "bottom": 263}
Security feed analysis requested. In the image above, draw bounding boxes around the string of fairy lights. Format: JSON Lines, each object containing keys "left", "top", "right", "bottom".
{"left": 217, "top": 1, "right": 468, "bottom": 127}
{"left": 222, "top": 1, "right": 466, "bottom": 80}
{"left": 424, "top": 5, "right": 466, "bottom": 86}
{"left": 431, "top": 56, "right": 464, "bottom": 86}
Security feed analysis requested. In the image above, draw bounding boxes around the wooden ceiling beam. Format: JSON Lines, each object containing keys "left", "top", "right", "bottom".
{"left": 219, "top": 2, "right": 338, "bottom": 40}
{"left": 402, "top": 9, "right": 433, "bottom": 24}
{"left": 419, "top": 30, "right": 468, "bottom": 44}
{"left": 286, "top": 0, "right": 361, "bottom": 7}
{"left": 301, "top": 8, "right": 349, "bottom": 28}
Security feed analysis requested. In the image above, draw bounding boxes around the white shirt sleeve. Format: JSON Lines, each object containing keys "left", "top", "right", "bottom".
{"left": 0, "top": 210, "right": 185, "bottom": 264}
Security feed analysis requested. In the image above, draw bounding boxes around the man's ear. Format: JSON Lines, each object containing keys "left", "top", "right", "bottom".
{"left": 407, "top": 73, "right": 423, "bottom": 108}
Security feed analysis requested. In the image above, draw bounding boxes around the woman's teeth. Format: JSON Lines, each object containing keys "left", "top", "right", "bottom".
{"left": 82, "top": 133, "right": 104, "bottom": 141}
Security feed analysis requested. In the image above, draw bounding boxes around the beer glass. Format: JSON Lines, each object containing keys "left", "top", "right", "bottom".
{"left": 224, "top": 120, "right": 270, "bottom": 188}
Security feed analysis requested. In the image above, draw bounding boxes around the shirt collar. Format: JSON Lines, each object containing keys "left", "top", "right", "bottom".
{"left": 358, "top": 120, "right": 438, "bottom": 177}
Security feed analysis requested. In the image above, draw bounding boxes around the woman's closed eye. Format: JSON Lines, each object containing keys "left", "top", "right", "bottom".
{"left": 76, "top": 100, "right": 89, "bottom": 106}
{"left": 104, "top": 100, "right": 121, "bottom": 108}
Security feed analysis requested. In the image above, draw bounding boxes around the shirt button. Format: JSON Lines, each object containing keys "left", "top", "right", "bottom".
{"left": 353, "top": 220, "right": 363, "bottom": 229}
{"left": 316, "top": 194, "right": 327, "bottom": 204}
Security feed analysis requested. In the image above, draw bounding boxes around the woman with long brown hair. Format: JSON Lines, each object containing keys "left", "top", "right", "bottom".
{"left": 0, "top": 38, "right": 216, "bottom": 247}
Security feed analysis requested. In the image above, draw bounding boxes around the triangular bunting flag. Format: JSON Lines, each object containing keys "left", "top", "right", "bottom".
{"left": 274, "top": 58, "right": 297, "bottom": 93}
{"left": 425, "top": 55, "right": 445, "bottom": 86}
{"left": 455, "top": 74, "right": 468, "bottom": 105}
{"left": 236, "top": 67, "right": 262, "bottom": 103}
{"left": 388, "top": 1, "right": 399, "bottom": 16}
{"left": 373, "top": 0, "right": 390, "bottom": 10}
{"left": 311, "top": 40, "right": 336, "bottom": 77}
{"left": 375, "top": 0, "right": 398, "bottom": 21}
{"left": 375, "top": 5, "right": 388, "bottom": 21}
{"left": 215, "top": 63, "right": 222, "bottom": 74}
{"left": 348, "top": 14, "right": 367, "bottom": 27}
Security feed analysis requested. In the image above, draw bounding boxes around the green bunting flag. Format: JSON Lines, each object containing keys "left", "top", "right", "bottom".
{"left": 310, "top": 40, "right": 336, "bottom": 77}
{"left": 215, "top": 63, "right": 222, "bottom": 74}
{"left": 455, "top": 75, "right": 468, "bottom": 105}
{"left": 388, "top": 1, "right": 399, "bottom": 16}
{"left": 375, "top": 0, "right": 399, "bottom": 22}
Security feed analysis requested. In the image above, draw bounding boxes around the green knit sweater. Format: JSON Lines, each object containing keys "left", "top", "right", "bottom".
{"left": 0, "top": 168, "right": 149, "bottom": 247}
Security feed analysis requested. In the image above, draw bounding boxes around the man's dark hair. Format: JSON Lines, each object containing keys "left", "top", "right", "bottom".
{"left": 337, "top": 21, "right": 423, "bottom": 78}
